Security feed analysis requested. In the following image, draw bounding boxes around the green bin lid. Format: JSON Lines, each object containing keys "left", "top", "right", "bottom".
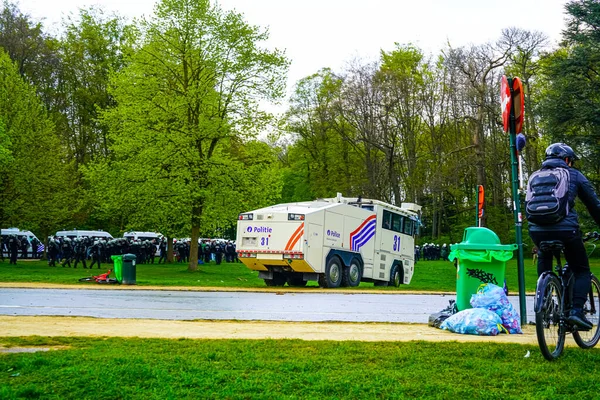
{"left": 450, "top": 227, "right": 517, "bottom": 251}
{"left": 123, "top": 253, "right": 137, "bottom": 261}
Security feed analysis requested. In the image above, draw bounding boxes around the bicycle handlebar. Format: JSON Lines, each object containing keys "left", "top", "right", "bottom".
{"left": 583, "top": 231, "right": 600, "bottom": 242}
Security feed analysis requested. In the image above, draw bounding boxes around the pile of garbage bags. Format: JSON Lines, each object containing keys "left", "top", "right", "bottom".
{"left": 431, "top": 283, "right": 522, "bottom": 336}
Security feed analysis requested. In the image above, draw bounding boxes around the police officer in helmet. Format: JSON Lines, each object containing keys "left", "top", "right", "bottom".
{"left": 527, "top": 143, "right": 600, "bottom": 330}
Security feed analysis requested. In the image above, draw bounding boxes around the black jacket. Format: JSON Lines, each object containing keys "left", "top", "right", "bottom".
{"left": 528, "top": 158, "right": 600, "bottom": 232}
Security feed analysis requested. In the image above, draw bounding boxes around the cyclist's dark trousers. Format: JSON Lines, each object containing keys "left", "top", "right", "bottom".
{"left": 530, "top": 229, "right": 591, "bottom": 308}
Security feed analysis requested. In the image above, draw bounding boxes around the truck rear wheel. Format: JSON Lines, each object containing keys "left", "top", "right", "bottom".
{"left": 319, "top": 257, "right": 343, "bottom": 288}
{"left": 342, "top": 259, "right": 362, "bottom": 287}
{"left": 390, "top": 264, "right": 402, "bottom": 287}
{"left": 264, "top": 272, "right": 286, "bottom": 287}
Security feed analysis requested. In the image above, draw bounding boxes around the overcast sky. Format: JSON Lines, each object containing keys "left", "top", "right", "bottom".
{"left": 18, "top": 0, "right": 569, "bottom": 97}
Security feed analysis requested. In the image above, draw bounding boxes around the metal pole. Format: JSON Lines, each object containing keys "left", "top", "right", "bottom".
{"left": 508, "top": 78, "right": 527, "bottom": 325}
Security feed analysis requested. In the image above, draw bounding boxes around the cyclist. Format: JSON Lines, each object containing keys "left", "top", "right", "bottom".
{"left": 527, "top": 143, "right": 600, "bottom": 330}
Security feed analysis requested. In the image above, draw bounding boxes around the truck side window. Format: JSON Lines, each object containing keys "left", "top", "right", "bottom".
{"left": 403, "top": 219, "right": 414, "bottom": 236}
{"left": 382, "top": 210, "right": 392, "bottom": 230}
{"left": 392, "top": 214, "right": 403, "bottom": 233}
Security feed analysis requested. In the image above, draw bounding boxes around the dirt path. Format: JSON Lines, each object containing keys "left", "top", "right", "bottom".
{"left": 0, "top": 315, "right": 552, "bottom": 345}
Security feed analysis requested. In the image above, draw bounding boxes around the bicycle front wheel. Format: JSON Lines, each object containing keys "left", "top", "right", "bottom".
{"left": 573, "top": 274, "right": 600, "bottom": 349}
{"left": 535, "top": 275, "right": 566, "bottom": 361}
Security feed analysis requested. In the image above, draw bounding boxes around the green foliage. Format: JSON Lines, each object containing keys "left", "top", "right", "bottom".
{"left": 539, "top": 0, "right": 600, "bottom": 179}
{"left": 85, "top": 0, "right": 289, "bottom": 268}
{"left": 0, "top": 51, "right": 76, "bottom": 238}
{"left": 58, "top": 7, "right": 128, "bottom": 167}
{"left": 284, "top": 69, "right": 364, "bottom": 200}
{"left": 199, "top": 140, "right": 284, "bottom": 237}
{"left": 0, "top": 118, "right": 12, "bottom": 169}
{"left": 0, "top": 1, "right": 56, "bottom": 89}
{"left": 2, "top": 0, "right": 600, "bottom": 249}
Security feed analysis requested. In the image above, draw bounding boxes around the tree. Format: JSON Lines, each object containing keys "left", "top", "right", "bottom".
{"left": 336, "top": 59, "right": 391, "bottom": 200}
{"left": 376, "top": 44, "right": 427, "bottom": 203}
{"left": 92, "top": 0, "right": 288, "bottom": 270}
{"left": 0, "top": 51, "right": 76, "bottom": 242}
{"left": 502, "top": 28, "right": 549, "bottom": 176}
{"left": 58, "top": 7, "right": 128, "bottom": 168}
{"left": 0, "top": 1, "right": 52, "bottom": 82}
{"left": 284, "top": 68, "right": 363, "bottom": 200}
{"left": 539, "top": 0, "right": 600, "bottom": 182}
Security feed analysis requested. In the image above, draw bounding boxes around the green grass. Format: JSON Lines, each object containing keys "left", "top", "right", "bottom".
{"left": 1, "top": 336, "right": 599, "bottom": 399}
{"left": 2, "top": 258, "right": 600, "bottom": 293}
{"left": 0, "top": 260, "right": 267, "bottom": 288}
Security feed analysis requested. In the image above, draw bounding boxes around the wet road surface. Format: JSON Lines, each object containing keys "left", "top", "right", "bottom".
{"left": 0, "top": 288, "right": 537, "bottom": 323}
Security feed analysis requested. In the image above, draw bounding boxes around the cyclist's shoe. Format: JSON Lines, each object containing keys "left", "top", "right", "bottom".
{"left": 568, "top": 308, "right": 593, "bottom": 330}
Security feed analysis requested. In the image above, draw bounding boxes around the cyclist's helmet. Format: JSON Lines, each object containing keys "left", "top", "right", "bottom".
{"left": 545, "top": 143, "right": 579, "bottom": 162}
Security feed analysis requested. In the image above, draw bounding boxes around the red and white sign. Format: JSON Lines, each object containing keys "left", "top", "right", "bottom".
{"left": 501, "top": 75, "right": 511, "bottom": 133}
{"left": 512, "top": 77, "right": 524, "bottom": 134}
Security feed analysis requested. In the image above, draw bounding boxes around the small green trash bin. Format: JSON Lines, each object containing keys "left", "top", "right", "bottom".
{"left": 448, "top": 227, "right": 517, "bottom": 311}
{"left": 111, "top": 255, "right": 124, "bottom": 284}
{"left": 122, "top": 253, "right": 137, "bottom": 285}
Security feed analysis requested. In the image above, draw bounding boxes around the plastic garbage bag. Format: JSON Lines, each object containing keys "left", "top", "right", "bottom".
{"left": 428, "top": 300, "right": 457, "bottom": 328}
{"left": 470, "top": 283, "right": 523, "bottom": 334}
{"left": 440, "top": 308, "right": 506, "bottom": 336}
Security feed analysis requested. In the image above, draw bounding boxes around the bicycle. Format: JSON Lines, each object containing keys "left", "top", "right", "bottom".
{"left": 534, "top": 231, "right": 600, "bottom": 360}
{"left": 78, "top": 268, "right": 118, "bottom": 284}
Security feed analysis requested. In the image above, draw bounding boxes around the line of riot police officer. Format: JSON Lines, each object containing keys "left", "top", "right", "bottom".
{"left": 420, "top": 243, "right": 450, "bottom": 261}
{"left": 46, "top": 236, "right": 160, "bottom": 268}
{"left": 198, "top": 239, "right": 237, "bottom": 265}
{"left": 45, "top": 235, "right": 238, "bottom": 267}
{"left": 1, "top": 235, "right": 42, "bottom": 263}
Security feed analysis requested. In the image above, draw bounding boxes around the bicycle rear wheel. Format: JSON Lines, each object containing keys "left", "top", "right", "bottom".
{"left": 78, "top": 277, "right": 94, "bottom": 282}
{"left": 573, "top": 274, "right": 600, "bottom": 349}
{"left": 535, "top": 275, "right": 566, "bottom": 360}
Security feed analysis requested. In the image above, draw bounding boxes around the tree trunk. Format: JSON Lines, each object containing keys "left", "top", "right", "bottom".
{"left": 188, "top": 205, "right": 202, "bottom": 271}
{"left": 188, "top": 223, "right": 199, "bottom": 272}
{"left": 167, "top": 236, "right": 173, "bottom": 263}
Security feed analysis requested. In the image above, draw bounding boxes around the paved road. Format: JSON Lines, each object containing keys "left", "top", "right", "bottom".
{"left": 0, "top": 288, "right": 537, "bottom": 323}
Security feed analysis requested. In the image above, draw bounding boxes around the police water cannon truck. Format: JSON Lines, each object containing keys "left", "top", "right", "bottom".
{"left": 236, "top": 194, "right": 421, "bottom": 288}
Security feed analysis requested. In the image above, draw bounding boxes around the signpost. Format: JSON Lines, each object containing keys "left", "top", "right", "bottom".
{"left": 501, "top": 75, "right": 527, "bottom": 325}
{"left": 476, "top": 185, "right": 484, "bottom": 227}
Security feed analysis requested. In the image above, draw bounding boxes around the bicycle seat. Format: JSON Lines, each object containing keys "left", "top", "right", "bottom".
{"left": 539, "top": 240, "right": 564, "bottom": 253}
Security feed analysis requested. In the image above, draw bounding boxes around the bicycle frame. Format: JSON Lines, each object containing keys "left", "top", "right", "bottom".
{"left": 534, "top": 232, "right": 600, "bottom": 360}
{"left": 534, "top": 234, "right": 599, "bottom": 314}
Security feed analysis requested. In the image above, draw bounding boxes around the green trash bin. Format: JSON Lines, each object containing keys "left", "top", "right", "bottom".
{"left": 448, "top": 227, "right": 517, "bottom": 311}
{"left": 111, "top": 255, "right": 124, "bottom": 284}
{"left": 122, "top": 253, "right": 137, "bottom": 285}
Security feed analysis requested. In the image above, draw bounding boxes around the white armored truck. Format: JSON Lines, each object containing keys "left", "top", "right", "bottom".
{"left": 236, "top": 194, "right": 421, "bottom": 288}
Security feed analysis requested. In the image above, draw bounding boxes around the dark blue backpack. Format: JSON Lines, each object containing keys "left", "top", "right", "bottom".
{"left": 525, "top": 167, "right": 570, "bottom": 225}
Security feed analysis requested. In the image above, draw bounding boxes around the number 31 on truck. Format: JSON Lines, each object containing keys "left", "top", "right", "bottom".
{"left": 236, "top": 194, "right": 421, "bottom": 288}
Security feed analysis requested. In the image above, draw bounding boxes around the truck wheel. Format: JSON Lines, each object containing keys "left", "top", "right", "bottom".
{"left": 319, "top": 257, "right": 343, "bottom": 288}
{"left": 287, "top": 275, "right": 307, "bottom": 287}
{"left": 264, "top": 272, "right": 286, "bottom": 287}
{"left": 390, "top": 264, "right": 402, "bottom": 287}
{"left": 342, "top": 259, "right": 362, "bottom": 287}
